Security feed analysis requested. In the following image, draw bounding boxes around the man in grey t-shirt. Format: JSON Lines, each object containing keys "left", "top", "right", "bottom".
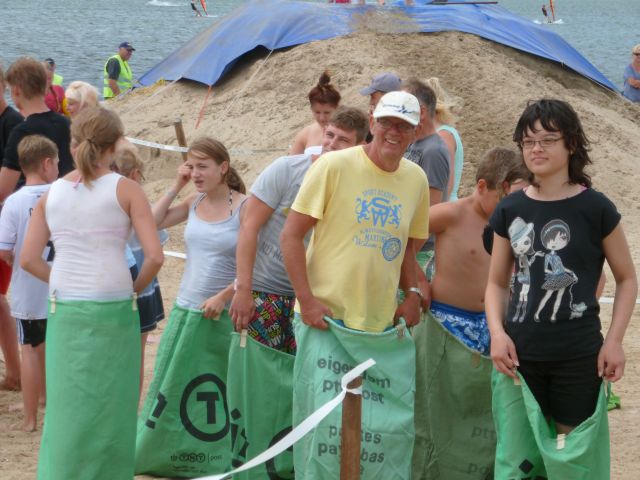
{"left": 402, "top": 78, "right": 450, "bottom": 282}
{"left": 229, "top": 107, "right": 368, "bottom": 353}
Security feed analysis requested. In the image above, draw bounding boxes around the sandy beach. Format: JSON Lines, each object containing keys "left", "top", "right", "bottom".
{"left": 1, "top": 30, "right": 640, "bottom": 478}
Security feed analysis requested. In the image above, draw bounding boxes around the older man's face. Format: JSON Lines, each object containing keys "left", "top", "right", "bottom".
{"left": 370, "top": 116, "right": 416, "bottom": 158}
{"left": 119, "top": 47, "right": 133, "bottom": 61}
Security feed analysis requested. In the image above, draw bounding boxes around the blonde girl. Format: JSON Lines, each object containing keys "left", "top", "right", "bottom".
{"left": 21, "top": 106, "right": 163, "bottom": 480}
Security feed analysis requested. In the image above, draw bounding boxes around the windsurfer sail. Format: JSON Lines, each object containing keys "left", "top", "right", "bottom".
{"left": 200, "top": 0, "right": 208, "bottom": 15}
{"left": 549, "top": 0, "right": 556, "bottom": 22}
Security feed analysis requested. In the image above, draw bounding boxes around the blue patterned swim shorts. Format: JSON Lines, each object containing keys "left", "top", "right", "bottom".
{"left": 430, "top": 300, "right": 490, "bottom": 356}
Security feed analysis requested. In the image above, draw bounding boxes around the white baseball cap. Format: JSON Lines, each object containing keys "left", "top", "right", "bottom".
{"left": 372, "top": 91, "right": 420, "bottom": 126}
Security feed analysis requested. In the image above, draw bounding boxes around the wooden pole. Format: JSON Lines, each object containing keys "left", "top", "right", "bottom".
{"left": 340, "top": 376, "right": 363, "bottom": 480}
{"left": 173, "top": 119, "right": 188, "bottom": 162}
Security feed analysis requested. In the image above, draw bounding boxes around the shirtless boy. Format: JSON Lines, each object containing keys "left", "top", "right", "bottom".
{"left": 428, "top": 147, "right": 521, "bottom": 354}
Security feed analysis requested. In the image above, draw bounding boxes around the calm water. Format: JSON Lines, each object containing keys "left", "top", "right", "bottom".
{"left": 1, "top": 0, "right": 638, "bottom": 90}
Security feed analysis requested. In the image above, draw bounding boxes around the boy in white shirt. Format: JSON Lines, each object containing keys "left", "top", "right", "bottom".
{"left": 0, "top": 134, "right": 57, "bottom": 431}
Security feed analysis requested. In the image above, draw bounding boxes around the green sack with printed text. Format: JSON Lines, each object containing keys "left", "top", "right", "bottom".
{"left": 135, "top": 305, "right": 234, "bottom": 477}
{"left": 38, "top": 299, "right": 140, "bottom": 480}
{"left": 412, "top": 312, "right": 495, "bottom": 480}
{"left": 293, "top": 316, "right": 415, "bottom": 479}
{"left": 226, "top": 332, "right": 295, "bottom": 479}
{"left": 492, "top": 369, "right": 610, "bottom": 480}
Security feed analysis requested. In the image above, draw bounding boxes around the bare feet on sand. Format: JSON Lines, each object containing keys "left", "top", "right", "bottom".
{"left": 23, "top": 417, "right": 37, "bottom": 432}
{"left": 0, "top": 377, "right": 20, "bottom": 391}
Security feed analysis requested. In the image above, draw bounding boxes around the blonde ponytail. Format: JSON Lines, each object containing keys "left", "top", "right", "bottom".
{"left": 71, "top": 107, "right": 124, "bottom": 186}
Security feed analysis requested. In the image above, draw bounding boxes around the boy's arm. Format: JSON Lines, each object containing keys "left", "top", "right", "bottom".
{"left": 0, "top": 197, "right": 18, "bottom": 265}
{"left": 415, "top": 201, "right": 457, "bottom": 252}
{"left": 230, "top": 195, "right": 275, "bottom": 330}
{"left": 428, "top": 201, "right": 457, "bottom": 236}
{"left": 599, "top": 224, "right": 637, "bottom": 381}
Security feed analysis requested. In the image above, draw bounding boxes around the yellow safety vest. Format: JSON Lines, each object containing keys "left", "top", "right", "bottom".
{"left": 52, "top": 73, "right": 64, "bottom": 87}
{"left": 103, "top": 54, "right": 132, "bottom": 99}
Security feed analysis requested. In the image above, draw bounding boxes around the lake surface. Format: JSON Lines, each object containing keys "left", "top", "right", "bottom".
{"left": 1, "top": 0, "right": 638, "bottom": 90}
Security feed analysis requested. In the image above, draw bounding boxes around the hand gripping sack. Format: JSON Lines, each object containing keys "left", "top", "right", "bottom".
{"left": 226, "top": 332, "right": 296, "bottom": 479}
{"left": 412, "top": 312, "right": 495, "bottom": 480}
{"left": 293, "top": 317, "right": 415, "bottom": 479}
{"left": 135, "top": 305, "right": 234, "bottom": 477}
{"left": 492, "top": 370, "right": 610, "bottom": 480}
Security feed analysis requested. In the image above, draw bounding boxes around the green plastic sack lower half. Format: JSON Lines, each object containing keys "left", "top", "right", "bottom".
{"left": 412, "top": 311, "right": 495, "bottom": 480}
{"left": 135, "top": 304, "right": 234, "bottom": 477}
{"left": 293, "top": 316, "right": 415, "bottom": 479}
{"left": 492, "top": 369, "right": 610, "bottom": 480}
{"left": 226, "top": 332, "right": 295, "bottom": 479}
{"left": 38, "top": 298, "right": 140, "bottom": 480}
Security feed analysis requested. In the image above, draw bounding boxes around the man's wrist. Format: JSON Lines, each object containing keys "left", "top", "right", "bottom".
{"left": 405, "top": 287, "right": 423, "bottom": 300}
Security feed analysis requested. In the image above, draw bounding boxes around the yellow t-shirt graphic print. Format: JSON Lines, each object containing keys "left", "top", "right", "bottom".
{"left": 292, "top": 146, "right": 430, "bottom": 332}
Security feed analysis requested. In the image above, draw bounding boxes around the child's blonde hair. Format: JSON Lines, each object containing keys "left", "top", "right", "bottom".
{"left": 65, "top": 81, "right": 99, "bottom": 111}
{"left": 112, "top": 147, "right": 144, "bottom": 179}
{"left": 17, "top": 135, "right": 58, "bottom": 174}
{"left": 424, "top": 77, "right": 460, "bottom": 126}
{"left": 71, "top": 106, "right": 124, "bottom": 186}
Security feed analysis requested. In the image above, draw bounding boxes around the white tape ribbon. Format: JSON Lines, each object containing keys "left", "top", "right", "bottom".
{"left": 126, "top": 136, "right": 282, "bottom": 156}
{"left": 163, "top": 250, "right": 187, "bottom": 260}
{"left": 159, "top": 253, "right": 640, "bottom": 306}
{"left": 197, "top": 358, "right": 376, "bottom": 480}
{"left": 126, "top": 136, "right": 189, "bottom": 153}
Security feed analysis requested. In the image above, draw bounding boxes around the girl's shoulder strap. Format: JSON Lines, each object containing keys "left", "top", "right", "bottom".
{"left": 191, "top": 192, "right": 207, "bottom": 211}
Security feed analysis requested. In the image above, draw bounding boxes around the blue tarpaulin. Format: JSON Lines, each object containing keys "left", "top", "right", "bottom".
{"left": 138, "top": 0, "right": 616, "bottom": 92}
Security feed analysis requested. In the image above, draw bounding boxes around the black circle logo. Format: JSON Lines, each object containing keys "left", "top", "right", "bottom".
{"left": 266, "top": 426, "right": 294, "bottom": 480}
{"left": 180, "top": 373, "right": 229, "bottom": 442}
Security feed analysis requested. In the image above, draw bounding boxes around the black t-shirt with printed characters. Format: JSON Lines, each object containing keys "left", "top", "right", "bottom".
{"left": 489, "top": 188, "right": 620, "bottom": 361}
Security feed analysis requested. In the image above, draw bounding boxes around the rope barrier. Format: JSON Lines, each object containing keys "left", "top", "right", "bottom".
{"left": 162, "top": 248, "right": 640, "bottom": 306}
{"left": 126, "top": 137, "right": 283, "bottom": 156}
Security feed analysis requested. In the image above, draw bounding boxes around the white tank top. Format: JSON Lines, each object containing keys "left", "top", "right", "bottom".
{"left": 46, "top": 173, "right": 133, "bottom": 300}
{"left": 304, "top": 145, "right": 322, "bottom": 155}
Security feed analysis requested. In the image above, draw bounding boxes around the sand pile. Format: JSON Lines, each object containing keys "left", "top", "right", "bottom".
{"left": 1, "top": 30, "right": 639, "bottom": 479}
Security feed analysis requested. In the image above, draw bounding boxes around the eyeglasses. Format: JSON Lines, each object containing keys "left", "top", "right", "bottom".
{"left": 520, "top": 137, "right": 564, "bottom": 150}
{"left": 634, "top": 52, "right": 640, "bottom": 56}
{"left": 376, "top": 118, "right": 415, "bottom": 133}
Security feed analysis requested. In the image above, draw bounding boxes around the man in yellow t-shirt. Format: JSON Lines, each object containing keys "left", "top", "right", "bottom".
{"left": 281, "top": 91, "right": 430, "bottom": 332}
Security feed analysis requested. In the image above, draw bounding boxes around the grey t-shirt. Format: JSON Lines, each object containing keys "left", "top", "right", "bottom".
{"left": 251, "top": 153, "right": 313, "bottom": 296}
{"left": 405, "top": 133, "right": 450, "bottom": 251}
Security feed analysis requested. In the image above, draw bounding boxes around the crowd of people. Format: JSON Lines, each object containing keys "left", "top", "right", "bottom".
{"left": 0, "top": 52, "right": 637, "bottom": 480}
